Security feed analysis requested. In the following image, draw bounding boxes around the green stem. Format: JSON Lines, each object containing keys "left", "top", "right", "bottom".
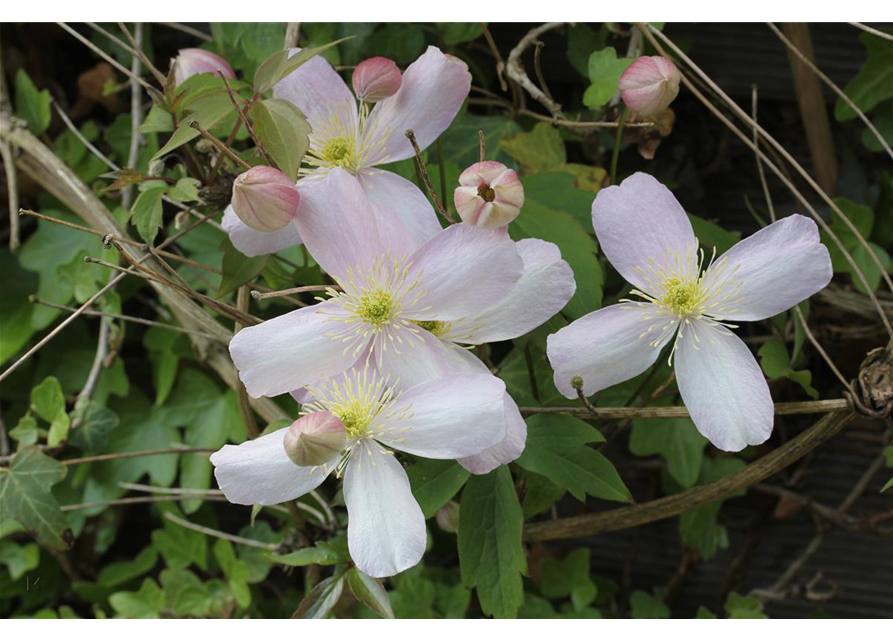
{"left": 610, "top": 106, "right": 628, "bottom": 185}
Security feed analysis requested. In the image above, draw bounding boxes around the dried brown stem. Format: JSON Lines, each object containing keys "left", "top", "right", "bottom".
{"left": 520, "top": 398, "right": 850, "bottom": 419}
{"left": 405, "top": 129, "right": 454, "bottom": 223}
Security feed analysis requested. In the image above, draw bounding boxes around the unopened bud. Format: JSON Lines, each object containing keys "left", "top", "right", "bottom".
{"left": 231, "top": 166, "right": 300, "bottom": 232}
{"left": 282, "top": 412, "right": 347, "bottom": 467}
{"left": 571, "top": 375, "right": 584, "bottom": 391}
{"left": 435, "top": 501, "right": 460, "bottom": 534}
{"left": 147, "top": 159, "right": 165, "bottom": 177}
{"left": 172, "top": 48, "right": 236, "bottom": 87}
{"left": 618, "top": 56, "right": 680, "bottom": 117}
{"left": 454, "top": 161, "right": 524, "bottom": 229}
{"left": 352, "top": 57, "right": 402, "bottom": 103}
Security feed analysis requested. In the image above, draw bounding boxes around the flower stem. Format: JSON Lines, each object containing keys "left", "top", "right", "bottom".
{"left": 610, "top": 106, "right": 628, "bottom": 185}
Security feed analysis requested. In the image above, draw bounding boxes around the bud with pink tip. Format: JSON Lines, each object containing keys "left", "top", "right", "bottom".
{"left": 618, "top": 56, "right": 680, "bottom": 117}
{"left": 435, "top": 501, "right": 460, "bottom": 534}
{"left": 231, "top": 166, "right": 300, "bottom": 232}
{"left": 282, "top": 412, "right": 347, "bottom": 467}
{"left": 352, "top": 57, "right": 402, "bottom": 103}
{"left": 173, "top": 48, "right": 236, "bottom": 87}
{"left": 454, "top": 161, "right": 524, "bottom": 229}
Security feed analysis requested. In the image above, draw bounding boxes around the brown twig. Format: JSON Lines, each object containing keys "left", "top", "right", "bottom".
{"left": 519, "top": 398, "right": 851, "bottom": 419}
{"left": 405, "top": 129, "right": 454, "bottom": 223}
{"left": 524, "top": 410, "right": 855, "bottom": 541}
{"left": 250, "top": 284, "right": 335, "bottom": 300}
{"left": 189, "top": 120, "right": 251, "bottom": 170}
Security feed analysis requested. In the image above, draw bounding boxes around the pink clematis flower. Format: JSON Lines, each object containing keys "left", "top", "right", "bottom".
{"left": 223, "top": 46, "right": 471, "bottom": 257}
{"left": 230, "top": 168, "right": 576, "bottom": 473}
{"left": 547, "top": 173, "right": 832, "bottom": 452}
{"left": 454, "top": 161, "right": 524, "bottom": 229}
{"left": 618, "top": 56, "right": 680, "bottom": 116}
{"left": 211, "top": 366, "right": 507, "bottom": 577}
{"left": 172, "top": 48, "right": 235, "bottom": 87}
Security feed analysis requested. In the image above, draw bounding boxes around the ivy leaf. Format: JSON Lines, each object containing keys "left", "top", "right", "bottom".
{"left": 131, "top": 184, "right": 166, "bottom": 245}
{"left": 109, "top": 578, "right": 165, "bottom": 619}
{"left": 678, "top": 457, "right": 746, "bottom": 560}
{"left": 630, "top": 590, "right": 670, "bottom": 618}
{"left": 69, "top": 402, "right": 119, "bottom": 453}
{"left": 583, "top": 48, "right": 633, "bottom": 109}
{"left": 253, "top": 38, "right": 353, "bottom": 94}
{"left": 0, "top": 447, "right": 73, "bottom": 550}
{"left": 458, "top": 467, "right": 525, "bottom": 619}
{"left": 758, "top": 339, "right": 819, "bottom": 399}
{"left": 250, "top": 99, "right": 311, "bottom": 181}
{"left": 517, "top": 414, "right": 632, "bottom": 503}
{"left": 217, "top": 237, "right": 269, "bottom": 298}
{"left": 214, "top": 538, "right": 251, "bottom": 608}
{"left": 14, "top": 69, "right": 51, "bottom": 135}
{"left": 539, "top": 548, "right": 597, "bottom": 611}
{"left": 166, "top": 177, "right": 201, "bottom": 203}
{"left": 293, "top": 572, "right": 346, "bottom": 619}
{"left": 835, "top": 32, "right": 893, "bottom": 121}
{"left": 347, "top": 568, "right": 395, "bottom": 619}
{"left": 629, "top": 418, "right": 708, "bottom": 488}
{"left": 31, "top": 376, "right": 65, "bottom": 422}
{"left": 407, "top": 458, "right": 470, "bottom": 518}
{"left": 724, "top": 592, "right": 768, "bottom": 619}
{"left": 500, "top": 123, "right": 567, "bottom": 174}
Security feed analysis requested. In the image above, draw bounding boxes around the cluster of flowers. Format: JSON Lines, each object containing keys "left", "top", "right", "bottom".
{"left": 172, "top": 48, "right": 832, "bottom": 578}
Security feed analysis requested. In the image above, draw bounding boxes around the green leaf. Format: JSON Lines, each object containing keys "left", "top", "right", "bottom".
{"left": 166, "top": 177, "right": 201, "bottom": 203}
{"left": 97, "top": 546, "right": 159, "bottom": 588}
{"left": 253, "top": 38, "right": 353, "bottom": 94}
{"left": 521, "top": 471, "right": 566, "bottom": 518}
{"left": 689, "top": 214, "right": 741, "bottom": 256}
{"left": 294, "top": 572, "right": 346, "bottom": 619}
{"left": 69, "top": 403, "right": 119, "bottom": 453}
{"left": 500, "top": 123, "right": 566, "bottom": 174}
{"left": 15, "top": 69, "right": 51, "bottom": 135}
{"left": 214, "top": 538, "right": 251, "bottom": 608}
{"left": 151, "top": 88, "right": 237, "bottom": 163}
{"left": 47, "top": 410, "right": 71, "bottom": 448}
{"left": 820, "top": 197, "right": 890, "bottom": 294}
{"left": 539, "top": 548, "right": 597, "bottom": 611}
{"left": 678, "top": 457, "right": 746, "bottom": 560}
{"left": 881, "top": 446, "right": 893, "bottom": 493}
{"left": 584, "top": 48, "right": 633, "bottom": 109}
{"left": 348, "top": 568, "right": 394, "bottom": 619}
{"left": 629, "top": 418, "right": 708, "bottom": 488}
{"left": 269, "top": 543, "right": 343, "bottom": 567}
{"left": 630, "top": 590, "right": 670, "bottom": 618}
{"left": 0, "top": 447, "right": 72, "bottom": 550}
{"left": 31, "top": 376, "right": 65, "bottom": 422}
{"left": 758, "top": 339, "right": 819, "bottom": 399}
{"left": 407, "top": 458, "right": 470, "bottom": 518}
{"left": 217, "top": 237, "right": 269, "bottom": 298}
{"left": 131, "top": 185, "right": 166, "bottom": 245}
{"left": 835, "top": 32, "right": 893, "bottom": 121}
{"left": 250, "top": 99, "right": 311, "bottom": 181}
{"left": 517, "top": 414, "right": 631, "bottom": 503}
{"left": 458, "top": 467, "right": 525, "bottom": 619}
{"left": 109, "top": 578, "right": 165, "bottom": 619}
{"left": 724, "top": 592, "right": 768, "bottom": 619}
{"left": 442, "top": 115, "right": 521, "bottom": 167}
{"left": 0, "top": 540, "right": 40, "bottom": 580}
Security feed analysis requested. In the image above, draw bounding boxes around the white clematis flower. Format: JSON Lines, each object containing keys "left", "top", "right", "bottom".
{"left": 547, "top": 172, "right": 833, "bottom": 452}
{"left": 211, "top": 365, "right": 507, "bottom": 578}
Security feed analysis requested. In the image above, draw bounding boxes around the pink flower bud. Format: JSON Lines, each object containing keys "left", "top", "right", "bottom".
{"left": 454, "top": 161, "right": 524, "bottom": 229}
{"left": 282, "top": 412, "right": 347, "bottom": 468}
{"left": 618, "top": 56, "right": 680, "bottom": 117}
{"left": 231, "top": 166, "right": 300, "bottom": 232}
{"left": 352, "top": 57, "right": 402, "bottom": 103}
{"left": 435, "top": 501, "right": 460, "bottom": 534}
{"left": 173, "top": 48, "right": 236, "bottom": 87}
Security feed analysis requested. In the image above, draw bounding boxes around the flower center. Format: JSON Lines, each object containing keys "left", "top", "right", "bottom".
{"left": 357, "top": 289, "right": 396, "bottom": 327}
{"left": 477, "top": 184, "right": 496, "bottom": 202}
{"left": 303, "top": 102, "right": 391, "bottom": 175}
{"left": 660, "top": 277, "right": 701, "bottom": 317}
{"left": 412, "top": 319, "right": 449, "bottom": 337}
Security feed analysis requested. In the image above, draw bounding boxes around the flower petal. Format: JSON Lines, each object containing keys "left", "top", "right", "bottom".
{"left": 343, "top": 442, "right": 426, "bottom": 577}
{"left": 273, "top": 49, "right": 356, "bottom": 133}
{"left": 591, "top": 172, "right": 696, "bottom": 295}
{"left": 405, "top": 224, "right": 523, "bottom": 320}
{"left": 675, "top": 319, "right": 773, "bottom": 452}
{"left": 448, "top": 239, "right": 575, "bottom": 344}
{"left": 211, "top": 428, "right": 330, "bottom": 505}
{"left": 367, "top": 46, "right": 471, "bottom": 164}
{"left": 357, "top": 168, "right": 443, "bottom": 250}
{"left": 295, "top": 168, "right": 413, "bottom": 278}
{"left": 375, "top": 328, "right": 469, "bottom": 388}
{"left": 547, "top": 302, "right": 678, "bottom": 398}
{"left": 222, "top": 205, "right": 302, "bottom": 257}
{"left": 380, "top": 374, "right": 507, "bottom": 459}
{"left": 458, "top": 393, "right": 526, "bottom": 474}
{"left": 702, "top": 214, "right": 832, "bottom": 321}
{"left": 230, "top": 300, "right": 360, "bottom": 398}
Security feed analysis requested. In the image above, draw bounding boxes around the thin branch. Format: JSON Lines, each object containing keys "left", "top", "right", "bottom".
{"left": 847, "top": 22, "right": 893, "bottom": 42}
{"left": 506, "top": 22, "right": 567, "bottom": 120}
{"left": 62, "top": 495, "right": 228, "bottom": 512}
{"left": 53, "top": 102, "right": 118, "bottom": 170}
{"left": 61, "top": 446, "right": 217, "bottom": 466}
{"left": 478, "top": 22, "right": 508, "bottom": 92}
{"left": 524, "top": 410, "right": 855, "bottom": 541}
{"left": 117, "top": 21, "right": 167, "bottom": 86}
{"left": 30, "top": 297, "right": 224, "bottom": 341}
{"left": 519, "top": 398, "right": 850, "bottom": 419}
{"left": 517, "top": 108, "right": 653, "bottom": 129}
{"left": 189, "top": 120, "right": 251, "bottom": 170}
{"left": 405, "top": 129, "right": 454, "bottom": 223}
{"left": 156, "top": 22, "right": 212, "bottom": 42}
{"left": 122, "top": 22, "right": 144, "bottom": 209}
{"left": 751, "top": 85, "right": 776, "bottom": 222}
{"left": 0, "top": 139, "right": 20, "bottom": 252}
{"left": 165, "top": 512, "right": 281, "bottom": 550}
